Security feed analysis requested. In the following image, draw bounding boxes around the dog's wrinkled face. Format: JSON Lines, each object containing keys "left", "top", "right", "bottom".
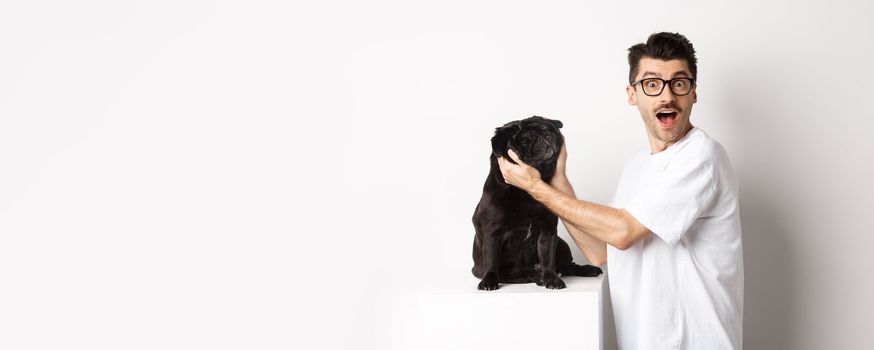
{"left": 491, "top": 116, "right": 564, "bottom": 179}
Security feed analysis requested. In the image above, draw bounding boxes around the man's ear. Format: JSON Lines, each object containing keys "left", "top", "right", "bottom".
{"left": 627, "top": 85, "right": 637, "bottom": 105}
{"left": 491, "top": 123, "right": 519, "bottom": 161}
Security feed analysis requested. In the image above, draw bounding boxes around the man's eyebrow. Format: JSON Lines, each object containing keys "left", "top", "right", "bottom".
{"left": 640, "top": 71, "right": 691, "bottom": 79}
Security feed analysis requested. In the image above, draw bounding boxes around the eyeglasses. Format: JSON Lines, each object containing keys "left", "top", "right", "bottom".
{"left": 631, "top": 77, "right": 696, "bottom": 96}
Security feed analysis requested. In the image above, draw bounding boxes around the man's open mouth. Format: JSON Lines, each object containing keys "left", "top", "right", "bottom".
{"left": 656, "top": 110, "right": 678, "bottom": 128}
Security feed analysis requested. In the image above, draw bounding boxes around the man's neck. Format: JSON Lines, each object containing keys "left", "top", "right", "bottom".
{"left": 648, "top": 124, "right": 694, "bottom": 154}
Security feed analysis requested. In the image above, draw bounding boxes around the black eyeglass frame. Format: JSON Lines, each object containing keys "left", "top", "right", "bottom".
{"left": 631, "top": 77, "right": 697, "bottom": 96}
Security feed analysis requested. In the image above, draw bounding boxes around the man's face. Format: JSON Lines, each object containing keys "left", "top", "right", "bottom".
{"left": 626, "top": 57, "right": 697, "bottom": 152}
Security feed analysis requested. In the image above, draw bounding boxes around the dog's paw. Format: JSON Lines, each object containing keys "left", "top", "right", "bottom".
{"left": 544, "top": 277, "right": 566, "bottom": 290}
{"left": 478, "top": 273, "right": 499, "bottom": 291}
{"left": 538, "top": 271, "right": 565, "bottom": 289}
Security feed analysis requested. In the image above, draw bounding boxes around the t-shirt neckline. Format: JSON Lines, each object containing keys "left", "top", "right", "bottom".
{"left": 648, "top": 127, "right": 700, "bottom": 158}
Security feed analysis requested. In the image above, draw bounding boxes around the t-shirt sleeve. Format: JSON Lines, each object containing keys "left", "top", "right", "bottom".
{"left": 624, "top": 154, "right": 718, "bottom": 247}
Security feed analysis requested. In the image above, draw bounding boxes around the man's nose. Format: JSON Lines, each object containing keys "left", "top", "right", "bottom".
{"left": 658, "top": 85, "right": 676, "bottom": 103}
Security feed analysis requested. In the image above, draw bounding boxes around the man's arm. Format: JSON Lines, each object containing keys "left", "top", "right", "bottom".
{"left": 499, "top": 150, "right": 651, "bottom": 251}
{"left": 549, "top": 173, "right": 609, "bottom": 266}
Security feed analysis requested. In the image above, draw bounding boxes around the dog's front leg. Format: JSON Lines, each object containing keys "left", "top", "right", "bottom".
{"left": 477, "top": 234, "right": 501, "bottom": 291}
{"left": 537, "top": 232, "right": 566, "bottom": 289}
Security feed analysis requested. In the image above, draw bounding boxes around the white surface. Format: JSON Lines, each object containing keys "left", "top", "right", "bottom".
{"left": 399, "top": 276, "right": 604, "bottom": 350}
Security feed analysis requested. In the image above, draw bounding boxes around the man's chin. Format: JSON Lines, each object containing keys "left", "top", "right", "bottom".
{"left": 659, "top": 126, "right": 689, "bottom": 142}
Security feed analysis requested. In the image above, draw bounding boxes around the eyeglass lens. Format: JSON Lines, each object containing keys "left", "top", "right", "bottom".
{"left": 640, "top": 78, "right": 693, "bottom": 96}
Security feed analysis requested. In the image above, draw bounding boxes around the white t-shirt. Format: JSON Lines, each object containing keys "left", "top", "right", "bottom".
{"left": 608, "top": 128, "right": 744, "bottom": 350}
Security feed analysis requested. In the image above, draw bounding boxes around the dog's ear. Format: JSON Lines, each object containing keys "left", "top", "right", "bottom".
{"left": 532, "top": 115, "right": 562, "bottom": 129}
{"left": 491, "top": 122, "right": 520, "bottom": 160}
{"left": 550, "top": 119, "right": 563, "bottom": 129}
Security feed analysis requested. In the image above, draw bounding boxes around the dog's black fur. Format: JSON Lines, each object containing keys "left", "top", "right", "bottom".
{"left": 472, "top": 116, "right": 603, "bottom": 290}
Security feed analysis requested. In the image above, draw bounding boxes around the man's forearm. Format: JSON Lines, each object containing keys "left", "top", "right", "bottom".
{"left": 530, "top": 178, "right": 637, "bottom": 251}
{"left": 549, "top": 175, "right": 608, "bottom": 265}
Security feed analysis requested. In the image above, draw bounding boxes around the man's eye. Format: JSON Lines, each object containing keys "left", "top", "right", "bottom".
{"left": 646, "top": 81, "right": 659, "bottom": 88}
{"left": 674, "top": 80, "right": 686, "bottom": 88}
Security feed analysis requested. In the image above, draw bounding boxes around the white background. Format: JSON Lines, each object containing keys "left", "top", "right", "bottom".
{"left": 2, "top": 1, "right": 873, "bottom": 349}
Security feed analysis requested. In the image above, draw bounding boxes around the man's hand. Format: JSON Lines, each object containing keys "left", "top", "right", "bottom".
{"left": 497, "top": 150, "right": 543, "bottom": 192}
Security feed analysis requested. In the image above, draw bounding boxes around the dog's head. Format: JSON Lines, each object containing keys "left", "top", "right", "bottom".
{"left": 491, "top": 115, "right": 564, "bottom": 180}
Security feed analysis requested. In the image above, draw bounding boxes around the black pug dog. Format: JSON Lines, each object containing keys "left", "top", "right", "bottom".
{"left": 472, "top": 116, "right": 603, "bottom": 290}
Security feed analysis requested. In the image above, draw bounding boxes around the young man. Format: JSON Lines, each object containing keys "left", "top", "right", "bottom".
{"left": 497, "top": 32, "right": 744, "bottom": 349}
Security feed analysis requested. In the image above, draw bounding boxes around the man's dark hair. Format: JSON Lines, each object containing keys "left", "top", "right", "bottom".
{"left": 627, "top": 32, "right": 697, "bottom": 85}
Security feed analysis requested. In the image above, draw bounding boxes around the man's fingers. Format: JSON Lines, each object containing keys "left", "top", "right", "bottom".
{"left": 499, "top": 154, "right": 515, "bottom": 167}
{"left": 507, "top": 149, "right": 522, "bottom": 163}
{"left": 497, "top": 157, "right": 509, "bottom": 174}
